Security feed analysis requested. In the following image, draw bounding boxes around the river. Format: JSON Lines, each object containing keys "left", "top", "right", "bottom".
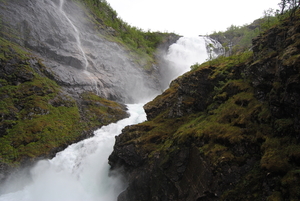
{"left": 0, "top": 35, "right": 220, "bottom": 200}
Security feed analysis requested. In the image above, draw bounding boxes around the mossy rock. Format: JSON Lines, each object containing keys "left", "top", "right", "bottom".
{"left": 0, "top": 37, "right": 128, "bottom": 166}
{"left": 80, "top": 91, "right": 128, "bottom": 129}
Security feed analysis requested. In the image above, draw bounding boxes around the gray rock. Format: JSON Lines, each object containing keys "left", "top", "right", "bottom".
{"left": 0, "top": 0, "right": 161, "bottom": 103}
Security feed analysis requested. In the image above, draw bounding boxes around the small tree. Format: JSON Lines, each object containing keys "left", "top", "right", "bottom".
{"left": 279, "top": 0, "right": 287, "bottom": 14}
{"left": 279, "top": 0, "right": 300, "bottom": 19}
{"left": 208, "top": 43, "right": 214, "bottom": 60}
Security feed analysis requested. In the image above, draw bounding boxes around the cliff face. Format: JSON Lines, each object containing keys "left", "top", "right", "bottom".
{"left": 0, "top": 37, "right": 130, "bottom": 174}
{"left": 0, "top": 0, "right": 161, "bottom": 103}
{"left": 0, "top": 0, "right": 174, "bottom": 172}
{"left": 109, "top": 12, "right": 300, "bottom": 201}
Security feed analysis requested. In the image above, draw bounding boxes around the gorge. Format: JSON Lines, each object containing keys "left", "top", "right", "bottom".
{"left": 0, "top": 21, "right": 214, "bottom": 201}
{"left": 109, "top": 10, "right": 300, "bottom": 200}
{"left": 0, "top": 0, "right": 221, "bottom": 199}
{"left": 0, "top": 103, "right": 147, "bottom": 201}
{"left": 1, "top": 0, "right": 300, "bottom": 200}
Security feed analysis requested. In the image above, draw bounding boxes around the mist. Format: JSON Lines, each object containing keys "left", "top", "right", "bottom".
{"left": 159, "top": 36, "right": 214, "bottom": 90}
{"left": 0, "top": 103, "right": 148, "bottom": 201}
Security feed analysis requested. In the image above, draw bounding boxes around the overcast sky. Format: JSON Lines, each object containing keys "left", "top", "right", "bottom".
{"left": 106, "top": 0, "right": 281, "bottom": 36}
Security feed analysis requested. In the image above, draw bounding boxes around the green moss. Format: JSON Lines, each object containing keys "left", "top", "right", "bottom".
{"left": 202, "top": 142, "right": 234, "bottom": 165}
{"left": 114, "top": 9, "right": 300, "bottom": 200}
{"left": 80, "top": 91, "right": 127, "bottom": 129}
{"left": 260, "top": 135, "right": 300, "bottom": 175}
{"left": 143, "top": 64, "right": 272, "bottom": 167}
{"left": 213, "top": 91, "right": 227, "bottom": 101}
{"left": 221, "top": 164, "right": 267, "bottom": 200}
{"left": 257, "top": 104, "right": 272, "bottom": 123}
{"left": 0, "top": 38, "right": 30, "bottom": 61}
{"left": 206, "top": 51, "right": 253, "bottom": 78}
{"left": 0, "top": 37, "right": 128, "bottom": 165}
{"left": 260, "top": 138, "right": 290, "bottom": 172}
{"left": 0, "top": 75, "right": 82, "bottom": 164}
{"left": 142, "top": 76, "right": 272, "bottom": 173}
{"left": 118, "top": 115, "right": 190, "bottom": 158}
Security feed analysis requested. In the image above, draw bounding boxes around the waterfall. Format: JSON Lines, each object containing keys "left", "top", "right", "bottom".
{"left": 0, "top": 104, "right": 147, "bottom": 201}
{"left": 203, "top": 37, "right": 225, "bottom": 59}
{"left": 160, "top": 36, "right": 221, "bottom": 89}
{"left": 83, "top": 71, "right": 101, "bottom": 96}
{"left": 59, "top": 0, "right": 88, "bottom": 70}
{"left": 0, "top": 37, "right": 213, "bottom": 200}
{"left": 58, "top": 0, "right": 102, "bottom": 95}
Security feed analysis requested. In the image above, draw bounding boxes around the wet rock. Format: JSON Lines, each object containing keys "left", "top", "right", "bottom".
{"left": 0, "top": 0, "right": 161, "bottom": 103}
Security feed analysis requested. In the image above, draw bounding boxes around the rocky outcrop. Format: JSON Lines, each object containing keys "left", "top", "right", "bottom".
{"left": 109, "top": 12, "right": 300, "bottom": 201}
{"left": 248, "top": 18, "right": 300, "bottom": 131}
{"left": 144, "top": 65, "right": 218, "bottom": 120}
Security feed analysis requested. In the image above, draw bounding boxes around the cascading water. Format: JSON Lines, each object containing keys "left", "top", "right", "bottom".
{"left": 166, "top": 37, "right": 207, "bottom": 76}
{"left": 0, "top": 104, "right": 147, "bottom": 201}
{"left": 59, "top": 0, "right": 88, "bottom": 70}
{"left": 0, "top": 36, "right": 219, "bottom": 200}
{"left": 58, "top": 0, "right": 101, "bottom": 95}
{"left": 160, "top": 36, "right": 222, "bottom": 89}
{"left": 203, "top": 37, "right": 225, "bottom": 59}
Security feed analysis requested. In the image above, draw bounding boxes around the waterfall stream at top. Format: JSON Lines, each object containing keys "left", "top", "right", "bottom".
{"left": 0, "top": 104, "right": 147, "bottom": 201}
{"left": 58, "top": 0, "right": 101, "bottom": 95}
{"left": 0, "top": 35, "right": 222, "bottom": 200}
{"left": 159, "top": 36, "right": 222, "bottom": 90}
{"left": 59, "top": 0, "right": 88, "bottom": 70}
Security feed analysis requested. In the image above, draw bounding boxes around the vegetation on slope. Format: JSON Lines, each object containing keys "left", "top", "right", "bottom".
{"left": 208, "top": 0, "right": 300, "bottom": 56}
{"left": 209, "top": 12, "right": 280, "bottom": 56}
{"left": 109, "top": 8, "right": 300, "bottom": 200}
{"left": 0, "top": 0, "right": 179, "bottom": 167}
{"left": 0, "top": 0, "right": 175, "bottom": 167}
{"left": 73, "top": 0, "right": 175, "bottom": 69}
{"left": 0, "top": 37, "right": 127, "bottom": 166}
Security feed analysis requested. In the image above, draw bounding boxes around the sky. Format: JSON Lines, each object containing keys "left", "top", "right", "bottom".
{"left": 106, "top": 0, "right": 281, "bottom": 36}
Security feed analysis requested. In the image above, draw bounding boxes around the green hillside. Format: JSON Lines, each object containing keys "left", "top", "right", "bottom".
{"left": 109, "top": 8, "right": 300, "bottom": 201}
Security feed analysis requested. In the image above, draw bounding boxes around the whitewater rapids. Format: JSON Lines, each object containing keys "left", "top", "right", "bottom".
{"left": 0, "top": 35, "right": 223, "bottom": 200}
{"left": 0, "top": 104, "right": 147, "bottom": 201}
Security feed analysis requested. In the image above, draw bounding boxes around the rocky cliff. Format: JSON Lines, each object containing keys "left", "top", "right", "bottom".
{"left": 109, "top": 11, "right": 300, "bottom": 200}
{"left": 0, "top": 36, "right": 129, "bottom": 174}
{"left": 0, "top": 0, "right": 163, "bottom": 103}
{"left": 0, "top": 0, "right": 178, "bottom": 173}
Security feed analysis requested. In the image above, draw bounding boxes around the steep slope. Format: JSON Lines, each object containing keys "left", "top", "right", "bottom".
{"left": 0, "top": 37, "right": 128, "bottom": 171}
{"left": 109, "top": 11, "right": 300, "bottom": 200}
{"left": 0, "top": 0, "right": 177, "bottom": 172}
{"left": 209, "top": 15, "right": 279, "bottom": 56}
{"left": 0, "top": 0, "right": 163, "bottom": 102}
